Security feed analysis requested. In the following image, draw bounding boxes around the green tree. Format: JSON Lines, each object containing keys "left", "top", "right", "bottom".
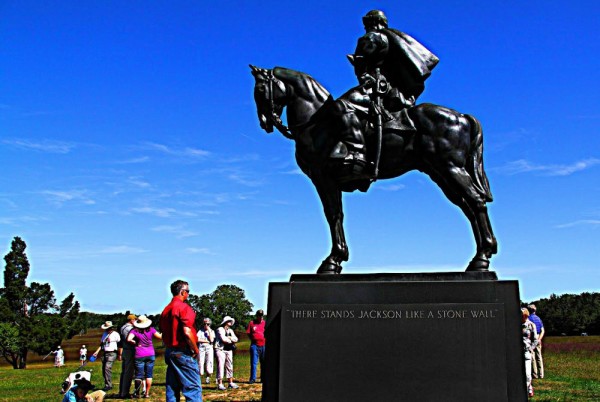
{"left": 0, "top": 236, "right": 81, "bottom": 368}
{"left": 188, "top": 284, "right": 254, "bottom": 330}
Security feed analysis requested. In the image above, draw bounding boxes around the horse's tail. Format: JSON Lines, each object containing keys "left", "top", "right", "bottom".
{"left": 465, "top": 114, "right": 493, "bottom": 202}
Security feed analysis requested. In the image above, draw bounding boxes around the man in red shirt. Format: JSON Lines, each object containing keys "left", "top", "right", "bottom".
{"left": 246, "top": 309, "right": 266, "bottom": 384}
{"left": 160, "top": 280, "right": 202, "bottom": 401}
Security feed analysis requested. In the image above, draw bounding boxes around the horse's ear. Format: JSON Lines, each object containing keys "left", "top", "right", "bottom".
{"left": 250, "top": 64, "right": 260, "bottom": 76}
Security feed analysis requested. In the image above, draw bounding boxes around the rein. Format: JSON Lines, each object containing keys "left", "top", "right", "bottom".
{"left": 266, "top": 71, "right": 294, "bottom": 140}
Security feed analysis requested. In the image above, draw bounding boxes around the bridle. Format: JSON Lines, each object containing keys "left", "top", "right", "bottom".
{"left": 262, "top": 70, "right": 294, "bottom": 140}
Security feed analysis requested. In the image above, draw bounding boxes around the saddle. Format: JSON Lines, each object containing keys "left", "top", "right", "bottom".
{"left": 328, "top": 104, "right": 416, "bottom": 192}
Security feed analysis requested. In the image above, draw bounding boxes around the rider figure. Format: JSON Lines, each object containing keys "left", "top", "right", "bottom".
{"left": 331, "top": 10, "right": 439, "bottom": 179}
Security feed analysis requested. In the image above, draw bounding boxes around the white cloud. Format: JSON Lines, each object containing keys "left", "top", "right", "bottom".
{"left": 498, "top": 158, "right": 600, "bottom": 176}
{"left": 141, "top": 142, "right": 210, "bottom": 158}
{"left": 555, "top": 220, "right": 600, "bottom": 229}
{"left": 375, "top": 184, "right": 406, "bottom": 191}
{"left": 40, "top": 190, "right": 95, "bottom": 206}
{"left": 3, "top": 139, "right": 75, "bottom": 154}
{"left": 185, "top": 247, "right": 213, "bottom": 255}
{"left": 130, "top": 206, "right": 197, "bottom": 218}
{"left": 227, "top": 173, "right": 264, "bottom": 187}
{"left": 100, "top": 245, "right": 148, "bottom": 254}
{"left": 152, "top": 225, "right": 198, "bottom": 238}
{"left": 128, "top": 177, "right": 151, "bottom": 188}
{"left": 116, "top": 156, "right": 150, "bottom": 164}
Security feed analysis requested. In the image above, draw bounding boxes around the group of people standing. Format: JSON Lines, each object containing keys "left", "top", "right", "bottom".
{"left": 61, "top": 279, "right": 266, "bottom": 401}
{"left": 196, "top": 309, "right": 266, "bottom": 391}
{"left": 521, "top": 304, "right": 545, "bottom": 398}
{"left": 90, "top": 314, "right": 162, "bottom": 399}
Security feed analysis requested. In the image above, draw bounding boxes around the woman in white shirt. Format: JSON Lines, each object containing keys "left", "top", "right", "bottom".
{"left": 215, "top": 316, "right": 239, "bottom": 390}
{"left": 197, "top": 317, "right": 216, "bottom": 384}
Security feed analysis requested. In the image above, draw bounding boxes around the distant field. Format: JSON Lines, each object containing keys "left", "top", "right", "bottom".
{"left": 0, "top": 333, "right": 598, "bottom": 401}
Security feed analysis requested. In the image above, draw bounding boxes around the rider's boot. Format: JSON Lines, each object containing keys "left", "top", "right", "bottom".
{"left": 330, "top": 142, "right": 368, "bottom": 174}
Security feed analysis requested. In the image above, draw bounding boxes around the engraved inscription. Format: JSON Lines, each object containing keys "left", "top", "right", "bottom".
{"left": 287, "top": 306, "right": 500, "bottom": 321}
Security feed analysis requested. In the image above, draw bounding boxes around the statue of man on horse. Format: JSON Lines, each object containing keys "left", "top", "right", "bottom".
{"left": 250, "top": 10, "right": 497, "bottom": 273}
{"left": 331, "top": 10, "right": 439, "bottom": 183}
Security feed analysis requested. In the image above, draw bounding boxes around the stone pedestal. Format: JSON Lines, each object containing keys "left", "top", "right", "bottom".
{"left": 262, "top": 272, "right": 526, "bottom": 402}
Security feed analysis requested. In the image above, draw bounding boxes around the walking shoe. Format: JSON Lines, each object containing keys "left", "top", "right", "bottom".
{"left": 217, "top": 384, "right": 226, "bottom": 391}
{"left": 248, "top": 380, "right": 255, "bottom": 384}
{"left": 205, "top": 376, "right": 210, "bottom": 384}
{"left": 228, "top": 383, "right": 239, "bottom": 389}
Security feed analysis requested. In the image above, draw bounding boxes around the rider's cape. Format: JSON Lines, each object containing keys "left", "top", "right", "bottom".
{"left": 355, "top": 28, "right": 439, "bottom": 101}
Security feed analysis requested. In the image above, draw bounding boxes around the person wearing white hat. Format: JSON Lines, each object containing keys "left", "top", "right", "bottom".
{"left": 53, "top": 346, "right": 65, "bottom": 368}
{"left": 127, "top": 315, "right": 163, "bottom": 398}
{"left": 92, "top": 321, "right": 121, "bottom": 391}
{"left": 215, "top": 316, "right": 239, "bottom": 390}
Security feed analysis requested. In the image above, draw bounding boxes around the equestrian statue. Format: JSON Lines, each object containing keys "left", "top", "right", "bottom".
{"left": 251, "top": 10, "right": 497, "bottom": 274}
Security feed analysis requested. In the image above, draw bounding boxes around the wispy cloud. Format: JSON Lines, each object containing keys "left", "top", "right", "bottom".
{"left": 282, "top": 168, "right": 303, "bottom": 175}
{"left": 130, "top": 206, "right": 196, "bottom": 218}
{"left": 100, "top": 245, "right": 148, "bottom": 254}
{"left": 127, "top": 176, "right": 151, "bottom": 188}
{"left": 227, "top": 173, "right": 264, "bottom": 187}
{"left": 115, "top": 156, "right": 150, "bottom": 164}
{"left": 40, "top": 190, "right": 96, "bottom": 206}
{"left": 141, "top": 142, "right": 210, "bottom": 158}
{"left": 0, "top": 215, "right": 46, "bottom": 226}
{"left": 555, "top": 220, "right": 600, "bottom": 229}
{"left": 185, "top": 247, "right": 214, "bottom": 255}
{"left": 3, "top": 139, "right": 76, "bottom": 154}
{"left": 375, "top": 184, "right": 406, "bottom": 191}
{"left": 152, "top": 225, "right": 198, "bottom": 238}
{"left": 497, "top": 158, "right": 600, "bottom": 176}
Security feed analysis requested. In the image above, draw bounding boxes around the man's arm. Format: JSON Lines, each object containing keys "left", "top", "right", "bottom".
{"left": 246, "top": 321, "right": 253, "bottom": 341}
{"left": 183, "top": 326, "right": 199, "bottom": 356}
{"left": 539, "top": 326, "right": 545, "bottom": 344}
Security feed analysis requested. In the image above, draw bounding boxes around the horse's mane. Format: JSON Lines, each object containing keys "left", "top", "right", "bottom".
{"left": 273, "top": 67, "right": 331, "bottom": 103}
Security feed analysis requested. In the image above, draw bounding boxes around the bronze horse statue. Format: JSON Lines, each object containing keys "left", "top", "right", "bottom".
{"left": 251, "top": 65, "right": 497, "bottom": 274}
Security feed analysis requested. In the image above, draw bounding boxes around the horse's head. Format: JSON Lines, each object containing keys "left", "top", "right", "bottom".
{"left": 250, "top": 65, "right": 292, "bottom": 138}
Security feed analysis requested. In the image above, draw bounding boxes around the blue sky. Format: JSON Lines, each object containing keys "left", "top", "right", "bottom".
{"left": 1, "top": 1, "right": 598, "bottom": 314}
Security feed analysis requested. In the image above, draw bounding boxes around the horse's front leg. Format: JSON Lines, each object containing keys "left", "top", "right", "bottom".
{"left": 311, "top": 174, "right": 348, "bottom": 274}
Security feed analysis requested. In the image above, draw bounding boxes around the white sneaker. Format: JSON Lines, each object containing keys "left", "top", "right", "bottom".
{"left": 205, "top": 377, "right": 210, "bottom": 384}
{"left": 228, "top": 383, "right": 239, "bottom": 389}
{"left": 217, "top": 384, "right": 226, "bottom": 390}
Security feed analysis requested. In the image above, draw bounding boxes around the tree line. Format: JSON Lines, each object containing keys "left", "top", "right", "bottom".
{"left": 0, "top": 237, "right": 255, "bottom": 369}
{"left": 529, "top": 292, "right": 600, "bottom": 336}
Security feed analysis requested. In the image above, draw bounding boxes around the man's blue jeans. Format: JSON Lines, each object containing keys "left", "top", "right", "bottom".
{"left": 249, "top": 344, "right": 265, "bottom": 382}
{"left": 165, "top": 348, "right": 202, "bottom": 401}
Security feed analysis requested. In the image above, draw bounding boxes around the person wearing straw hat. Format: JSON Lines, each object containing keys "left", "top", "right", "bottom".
{"left": 62, "top": 377, "right": 106, "bottom": 402}
{"left": 118, "top": 313, "right": 137, "bottom": 398}
{"left": 215, "top": 316, "right": 239, "bottom": 390}
{"left": 127, "top": 314, "right": 163, "bottom": 398}
{"left": 197, "top": 317, "right": 216, "bottom": 384}
{"left": 92, "top": 321, "right": 121, "bottom": 391}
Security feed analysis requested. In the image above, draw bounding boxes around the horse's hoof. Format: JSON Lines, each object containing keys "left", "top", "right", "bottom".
{"left": 466, "top": 257, "right": 489, "bottom": 272}
{"left": 316, "top": 261, "right": 342, "bottom": 274}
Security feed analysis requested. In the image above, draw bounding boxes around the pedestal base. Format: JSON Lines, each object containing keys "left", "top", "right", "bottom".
{"left": 262, "top": 272, "right": 526, "bottom": 402}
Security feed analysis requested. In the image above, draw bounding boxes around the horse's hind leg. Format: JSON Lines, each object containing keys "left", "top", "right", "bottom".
{"left": 440, "top": 166, "right": 497, "bottom": 270}
{"left": 425, "top": 170, "right": 486, "bottom": 269}
{"left": 426, "top": 163, "right": 497, "bottom": 270}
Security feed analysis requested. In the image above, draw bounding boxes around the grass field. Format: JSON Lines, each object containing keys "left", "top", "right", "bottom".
{"left": 0, "top": 333, "right": 598, "bottom": 401}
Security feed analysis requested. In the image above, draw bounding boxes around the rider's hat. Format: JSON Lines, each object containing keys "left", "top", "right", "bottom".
{"left": 363, "top": 10, "right": 388, "bottom": 28}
